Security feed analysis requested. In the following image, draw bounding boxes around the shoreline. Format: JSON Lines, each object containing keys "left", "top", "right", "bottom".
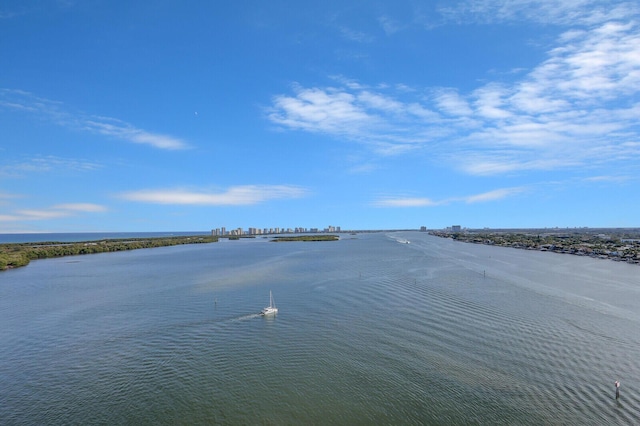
{"left": 0, "top": 233, "right": 341, "bottom": 271}
{"left": 429, "top": 229, "right": 640, "bottom": 265}
{"left": 0, "top": 235, "right": 217, "bottom": 271}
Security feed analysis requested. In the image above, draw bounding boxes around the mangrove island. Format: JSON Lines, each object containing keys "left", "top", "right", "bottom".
{"left": 0, "top": 235, "right": 218, "bottom": 271}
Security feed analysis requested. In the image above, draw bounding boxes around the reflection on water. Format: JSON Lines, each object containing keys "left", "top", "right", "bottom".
{"left": 1, "top": 232, "right": 639, "bottom": 424}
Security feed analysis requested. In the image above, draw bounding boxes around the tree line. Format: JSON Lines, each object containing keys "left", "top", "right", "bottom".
{"left": 0, "top": 235, "right": 218, "bottom": 271}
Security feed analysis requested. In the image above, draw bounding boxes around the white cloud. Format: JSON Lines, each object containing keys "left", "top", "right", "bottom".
{"left": 373, "top": 187, "right": 523, "bottom": 207}
{"left": 14, "top": 209, "right": 73, "bottom": 220}
{"left": 525, "top": 21, "right": 640, "bottom": 104}
{"left": 0, "top": 155, "right": 102, "bottom": 178}
{"left": 378, "top": 15, "right": 402, "bottom": 35}
{"left": 437, "top": 0, "right": 639, "bottom": 26}
{"left": 268, "top": 84, "right": 456, "bottom": 152}
{"left": 357, "top": 91, "right": 404, "bottom": 113}
{"left": 54, "top": 203, "right": 107, "bottom": 212}
{"left": 269, "top": 85, "right": 374, "bottom": 136}
{"left": 0, "top": 203, "right": 108, "bottom": 222}
{"left": 119, "top": 185, "right": 308, "bottom": 206}
{"left": 268, "top": 13, "right": 640, "bottom": 175}
{"left": 348, "top": 162, "right": 378, "bottom": 174}
{"left": 0, "top": 89, "right": 189, "bottom": 150}
{"left": 373, "top": 197, "right": 439, "bottom": 207}
{"left": 463, "top": 187, "right": 525, "bottom": 203}
{"left": 339, "top": 26, "right": 375, "bottom": 43}
{"left": 433, "top": 88, "right": 473, "bottom": 116}
{"left": 473, "top": 84, "right": 512, "bottom": 119}
{"left": 584, "top": 175, "right": 632, "bottom": 183}
{"left": 82, "top": 118, "right": 188, "bottom": 150}
{"left": 0, "top": 192, "right": 21, "bottom": 200}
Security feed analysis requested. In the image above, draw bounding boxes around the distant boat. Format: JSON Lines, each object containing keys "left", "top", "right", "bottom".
{"left": 261, "top": 290, "right": 278, "bottom": 316}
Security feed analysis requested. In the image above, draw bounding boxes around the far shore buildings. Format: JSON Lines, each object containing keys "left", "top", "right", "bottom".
{"left": 211, "top": 225, "right": 341, "bottom": 237}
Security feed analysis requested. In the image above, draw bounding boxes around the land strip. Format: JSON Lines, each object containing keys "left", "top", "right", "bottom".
{"left": 429, "top": 228, "right": 640, "bottom": 265}
{"left": 0, "top": 235, "right": 218, "bottom": 271}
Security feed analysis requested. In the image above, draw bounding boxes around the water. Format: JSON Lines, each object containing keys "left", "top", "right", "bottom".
{"left": 1, "top": 232, "right": 639, "bottom": 424}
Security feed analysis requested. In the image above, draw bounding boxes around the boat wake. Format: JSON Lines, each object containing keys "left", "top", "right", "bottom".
{"left": 388, "top": 235, "right": 410, "bottom": 244}
{"left": 232, "top": 313, "right": 262, "bottom": 321}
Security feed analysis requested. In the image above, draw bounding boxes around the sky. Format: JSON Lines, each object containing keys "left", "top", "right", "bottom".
{"left": 1, "top": 0, "right": 639, "bottom": 233}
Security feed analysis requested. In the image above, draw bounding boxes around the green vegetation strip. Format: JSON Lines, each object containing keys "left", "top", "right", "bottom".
{"left": 0, "top": 235, "right": 218, "bottom": 271}
{"left": 271, "top": 235, "right": 339, "bottom": 242}
{"left": 430, "top": 230, "right": 640, "bottom": 264}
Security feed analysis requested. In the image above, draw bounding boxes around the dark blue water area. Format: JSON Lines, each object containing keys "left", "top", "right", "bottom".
{"left": 0, "top": 232, "right": 210, "bottom": 244}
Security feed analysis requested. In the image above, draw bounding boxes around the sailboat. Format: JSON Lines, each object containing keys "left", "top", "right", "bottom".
{"left": 261, "top": 290, "right": 278, "bottom": 316}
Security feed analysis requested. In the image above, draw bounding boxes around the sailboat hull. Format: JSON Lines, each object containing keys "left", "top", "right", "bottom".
{"left": 261, "top": 307, "right": 278, "bottom": 316}
{"left": 261, "top": 291, "right": 278, "bottom": 315}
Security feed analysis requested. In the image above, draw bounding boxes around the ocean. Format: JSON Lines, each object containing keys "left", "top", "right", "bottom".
{"left": 1, "top": 231, "right": 639, "bottom": 424}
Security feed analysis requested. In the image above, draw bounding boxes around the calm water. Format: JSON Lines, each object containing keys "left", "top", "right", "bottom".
{"left": 1, "top": 232, "right": 639, "bottom": 424}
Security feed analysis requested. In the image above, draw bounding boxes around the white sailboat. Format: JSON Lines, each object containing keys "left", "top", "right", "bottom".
{"left": 261, "top": 290, "right": 278, "bottom": 316}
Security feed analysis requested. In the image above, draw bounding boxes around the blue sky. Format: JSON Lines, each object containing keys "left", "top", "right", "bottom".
{"left": 1, "top": 0, "right": 639, "bottom": 232}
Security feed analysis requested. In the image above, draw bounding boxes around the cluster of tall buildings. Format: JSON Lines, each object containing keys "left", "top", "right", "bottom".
{"left": 420, "top": 225, "right": 461, "bottom": 232}
{"left": 211, "top": 225, "right": 341, "bottom": 237}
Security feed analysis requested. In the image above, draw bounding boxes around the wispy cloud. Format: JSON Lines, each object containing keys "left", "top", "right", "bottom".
{"left": 374, "top": 187, "right": 524, "bottom": 207}
{"left": 348, "top": 162, "right": 378, "bottom": 174}
{"left": 583, "top": 175, "right": 633, "bottom": 183}
{"left": 0, "top": 203, "right": 107, "bottom": 222}
{"left": 339, "top": 26, "right": 375, "bottom": 43}
{"left": 0, "top": 89, "right": 189, "bottom": 150}
{"left": 1, "top": 1, "right": 75, "bottom": 20}
{"left": 373, "top": 197, "right": 439, "bottom": 207}
{"left": 0, "top": 7, "right": 27, "bottom": 20}
{"left": 119, "top": 185, "right": 308, "bottom": 206}
{"left": 268, "top": 9, "right": 640, "bottom": 175}
{"left": 437, "top": 0, "right": 639, "bottom": 26}
{"left": 0, "top": 192, "right": 21, "bottom": 200}
{"left": 0, "top": 155, "right": 102, "bottom": 178}
{"left": 378, "top": 15, "right": 403, "bottom": 35}
{"left": 54, "top": 203, "right": 107, "bottom": 212}
{"left": 463, "top": 187, "right": 525, "bottom": 203}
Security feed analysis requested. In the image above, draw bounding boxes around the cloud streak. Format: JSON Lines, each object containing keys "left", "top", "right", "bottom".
{"left": 374, "top": 187, "right": 524, "bottom": 207}
{"left": 0, "top": 89, "right": 189, "bottom": 150}
{"left": 373, "top": 197, "right": 439, "bottom": 207}
{"left": 0, "top": 203, "right": 107, "bottom": 222}
{"left": 437, "top": 0, "right": 639, "bottom": 26}
{"left": 119, "top": 185, "right": 308, "bottom": 206}
{"left": 0, "top": 155, "right": 102, "bottom": 178}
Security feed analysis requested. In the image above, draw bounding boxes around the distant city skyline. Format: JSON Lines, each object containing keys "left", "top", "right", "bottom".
{"left": 212, "top": 225, "right": 342, "bottom": 236}
{"left": 1, "top": 1, "right": 639, "bottom": 232}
